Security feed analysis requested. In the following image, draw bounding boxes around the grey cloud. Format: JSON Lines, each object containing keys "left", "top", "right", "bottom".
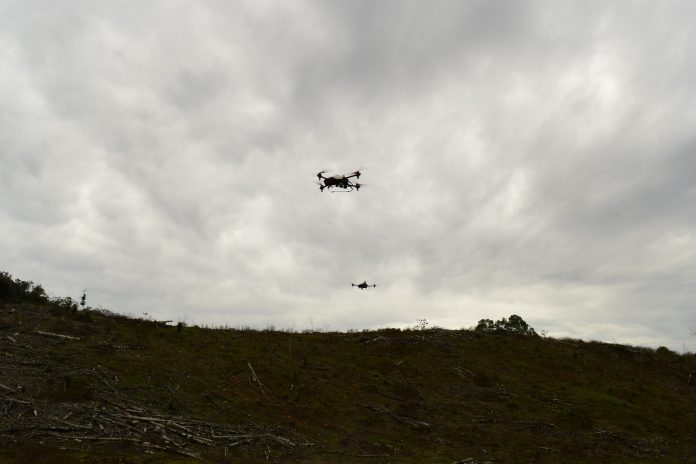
{"left": 1, "top": 1, "right": 696, "bottom": 350}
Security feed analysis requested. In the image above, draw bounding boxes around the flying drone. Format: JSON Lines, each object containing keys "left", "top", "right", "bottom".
{"left": 315, "top": 170, "right": 363, "bottom": 192}
{"left": 352, "top": 281, "right": 377, "bottom": 290}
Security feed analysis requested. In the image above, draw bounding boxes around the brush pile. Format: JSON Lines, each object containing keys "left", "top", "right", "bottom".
{"left": 0, "top": 304, "right": 312, "bottom": 459}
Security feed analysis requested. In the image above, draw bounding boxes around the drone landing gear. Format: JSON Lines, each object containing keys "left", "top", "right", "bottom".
{"left": 329, "top": 185, "right": 361, "bottom": 193}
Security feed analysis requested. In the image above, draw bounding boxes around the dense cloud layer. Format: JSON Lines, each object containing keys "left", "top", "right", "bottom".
{"left": 2, "top": 1, "right": 695, "bottom": 349}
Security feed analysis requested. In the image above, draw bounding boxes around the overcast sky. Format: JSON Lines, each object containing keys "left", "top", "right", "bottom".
{"left": 2, "top": 1, "right": 695, "bottom": 350}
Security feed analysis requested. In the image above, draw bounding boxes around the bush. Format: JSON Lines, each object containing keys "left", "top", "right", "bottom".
{"left": 655, "top": 346, "right": 675, "bottom": 356}
{"left": 0, "top": 271, "right": 84, "bottom": 313}
{"left": 0, "top": 271, "right": 49, "bottom": 304}
{"left": 475, "top": 314, "right": 537, "bottom": 336}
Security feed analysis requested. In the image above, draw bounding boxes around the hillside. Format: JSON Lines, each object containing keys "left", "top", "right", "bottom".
{"left": 1, "top": 274, "right": 696, "bottom": 463}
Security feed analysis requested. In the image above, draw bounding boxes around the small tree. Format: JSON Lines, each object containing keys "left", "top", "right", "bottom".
{"left": 475, "top": 318, "right": 495, "bottom": 332}
{"left": 499, "top": 314, "right": 536, "bottom": 335}
{"left": 475, "top": 314, "right": 537, "bottom": 336}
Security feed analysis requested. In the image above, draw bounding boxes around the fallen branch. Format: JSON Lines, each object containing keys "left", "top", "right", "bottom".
{"left": 472, "top": 417, "right": 554, "bottom": 427}
{"left": 100, "top": 344, "right": 148, "bottom": 350}
{"left": 119, "top": 413, "right": 215, "bottom": 446}
{"left": 35, "top": 331, "right": 80, "bottom": 341}
{"left": 247, "top": 363, "right": 269, "bottom": 396}
{"left": 357, "top": 402, "right": 433, "bottom": 429}
{"left": 0, "top": 396, "right": 31, "bottom": 405}
{"left": 361, "top": 336, "right": 386, "bottom": 344}
{"left": 454, "top": 366, "right": 474, "bottom": 378}
{"left": 327, "top": 451, "right": 391, "bottom": 458}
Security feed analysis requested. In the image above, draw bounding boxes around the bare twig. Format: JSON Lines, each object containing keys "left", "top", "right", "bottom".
{"left": 90, "top": 371, "right": 118, "bottom": 394}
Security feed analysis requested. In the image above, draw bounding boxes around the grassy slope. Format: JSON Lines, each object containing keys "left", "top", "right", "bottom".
{"left": 2, "top": 301, "right": 696, "bottom": 463}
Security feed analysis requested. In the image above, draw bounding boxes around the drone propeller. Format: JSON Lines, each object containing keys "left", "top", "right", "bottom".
{"left": 355, "top": 166, "right": 370, "bottom": 178}
{"left": 317, "top": 170, "right": 329, "bottom": 179}
{"left": 313, "top": 181, "right": 326, "bottom": 191}
{"left": 355, "top": 183, "right": 368, "bottom": 190}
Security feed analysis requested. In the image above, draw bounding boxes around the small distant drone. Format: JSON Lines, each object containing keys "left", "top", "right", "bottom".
{"left": 352, "top": 281, "right": 377, "bottom": 290}
{"left": 316, "top": 170, "right": 363, "bottom": 192}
